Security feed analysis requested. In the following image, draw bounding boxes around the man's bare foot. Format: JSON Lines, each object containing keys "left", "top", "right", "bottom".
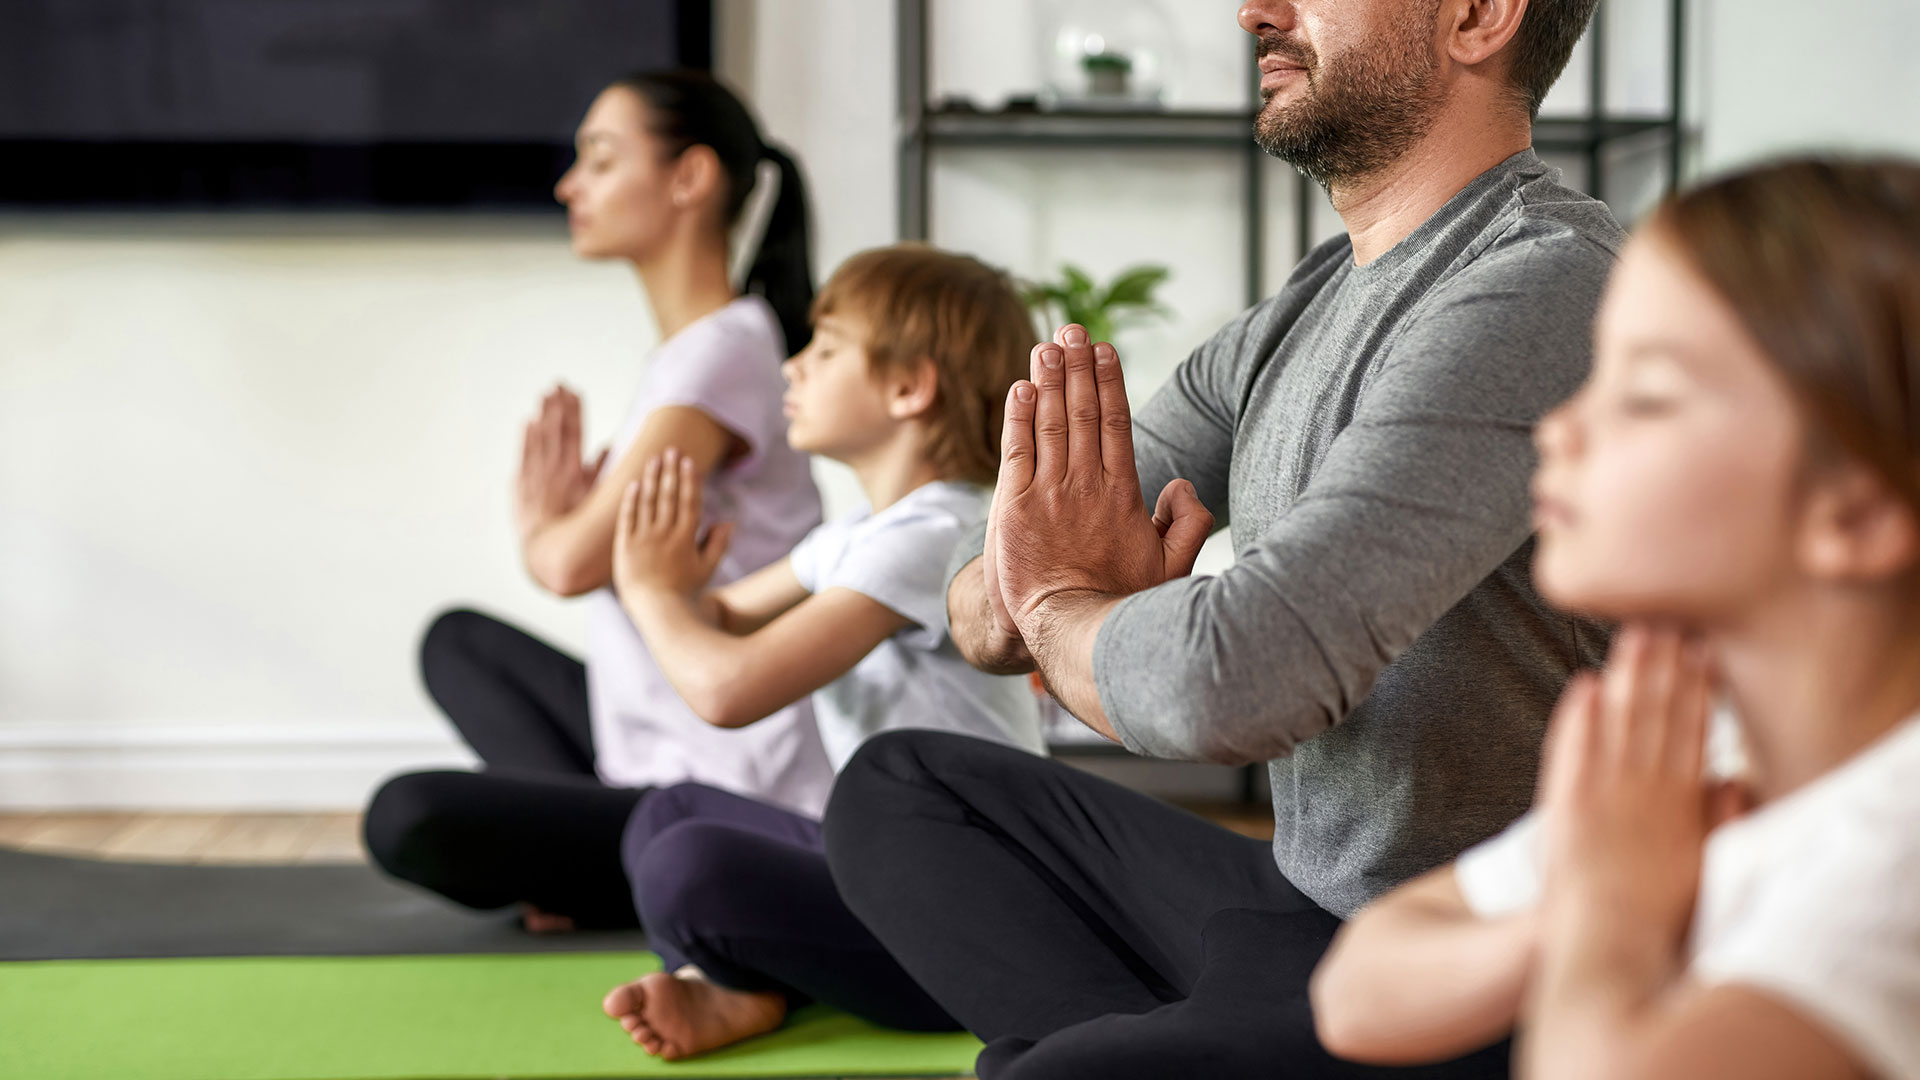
{"left": 519, "top": 903, "right": 576, "bottom": 934}
{"left": 601, "top": 969, "right": 787, "bottom": 1060}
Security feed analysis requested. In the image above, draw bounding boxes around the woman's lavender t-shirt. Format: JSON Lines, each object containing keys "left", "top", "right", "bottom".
{"left": 585, "top": 295, "right": 834, "bottom": 817}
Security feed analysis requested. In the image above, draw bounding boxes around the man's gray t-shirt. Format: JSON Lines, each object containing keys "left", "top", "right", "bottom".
{"left": 959, "top": 150, "right": 1624, "bottom": 916}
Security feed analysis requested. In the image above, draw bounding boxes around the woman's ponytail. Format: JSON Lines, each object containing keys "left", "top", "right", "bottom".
{"left": 745, "top": 143, "right": 815, "bottom": 354}
{"left": 616, "top": 70, "right": 817, "bottom": 355}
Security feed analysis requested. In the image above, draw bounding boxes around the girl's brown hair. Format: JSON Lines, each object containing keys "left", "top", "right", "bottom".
{"left": 811, "top": 245, "right": 1036, "bottom": 485}
{"left": 1651, "top": 158, "right": 1920, "bottom": 515}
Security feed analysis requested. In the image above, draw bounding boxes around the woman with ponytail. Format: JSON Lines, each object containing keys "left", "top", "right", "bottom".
{"left": 363, "top": 71, "right": 833, "bottom": 932}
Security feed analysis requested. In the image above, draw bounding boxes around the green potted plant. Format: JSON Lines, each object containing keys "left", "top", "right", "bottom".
{"left": 1080, "top": 50, "right": 1134, "bottom": 98}
{"left": 1019, "top": 262, "right": 1172, "bottom": 351}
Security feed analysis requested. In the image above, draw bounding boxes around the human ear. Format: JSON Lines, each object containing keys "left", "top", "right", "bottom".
{"left": 1797, "top": 463, "right": 1920, "bottom": 583}
{"left": 672, "top": 145, "right": 725, "bottom": 215}
{"left": 1445, "top": 0, "right": 1529, "bottom": 68}
{"left": 886, "top": 358, "right": 941, "bottom": 421}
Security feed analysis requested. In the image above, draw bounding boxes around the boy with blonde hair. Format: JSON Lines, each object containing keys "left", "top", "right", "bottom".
{"left": 600, "top": 245, "right": 1045, "bottom": 1059}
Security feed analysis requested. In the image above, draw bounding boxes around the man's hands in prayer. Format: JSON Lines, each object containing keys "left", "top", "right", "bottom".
{"left": 987, "top": 324, "right": 1213, "bottom": 729}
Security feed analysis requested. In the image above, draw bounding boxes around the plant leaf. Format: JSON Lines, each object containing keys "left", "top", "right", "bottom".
{"left": 1020, "top": 262, "right": 1174, "bottom": 349}
{"left": 1101, "top": 264, "right": 1171, "bottom": 307}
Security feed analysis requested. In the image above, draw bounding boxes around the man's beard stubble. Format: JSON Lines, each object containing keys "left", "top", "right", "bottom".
{"left": 1252, "top": 13, "right": 1448, "bottom": 188}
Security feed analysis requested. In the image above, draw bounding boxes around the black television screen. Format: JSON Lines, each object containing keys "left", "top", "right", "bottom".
{"left": 0, "top": 0, "right": 713, "bottom": 209}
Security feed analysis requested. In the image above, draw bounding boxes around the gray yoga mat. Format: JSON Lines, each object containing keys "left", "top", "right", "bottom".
{"left": 0, "top": 847, "right": 649, "bottom": 961}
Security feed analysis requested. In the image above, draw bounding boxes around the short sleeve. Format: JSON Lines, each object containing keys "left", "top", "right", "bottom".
{"left": 813, "top": 504, "right": 973, "bottom": 652}
{"left": 944, "top": 518, "right": 989, "bottom": 599}
{"left": 643, "top": 302, "right": 787, "bottom": 465}
{"left": 786, "top": 518, "right": 840, "bottom": 594}
{"left": 1692, "top": 829, "right": 1920, "bottom": 1080}
{"left": 1454, "top": 811, "right": 1544, "bottom": 919}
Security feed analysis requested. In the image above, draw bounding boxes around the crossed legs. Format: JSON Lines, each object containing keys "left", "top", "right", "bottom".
{"left": 824, "top": 731, "right": 1512, "bottom": 1079}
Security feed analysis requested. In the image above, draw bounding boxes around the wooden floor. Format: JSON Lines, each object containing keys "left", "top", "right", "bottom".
{"left": 0, "top": 801, "right": 1272, "bottom": 865}
{"left": 0, "top": 810, "right": 368, "bottom": 864}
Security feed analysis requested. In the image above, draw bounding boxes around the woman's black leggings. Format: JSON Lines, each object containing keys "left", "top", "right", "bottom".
{"left": 362, "top": 608, "right": 648, "bottom": 928}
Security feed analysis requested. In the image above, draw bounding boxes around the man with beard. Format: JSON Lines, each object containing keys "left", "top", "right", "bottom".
{"left": 823, "top": 1, "right": 1620, "bottom": 1077}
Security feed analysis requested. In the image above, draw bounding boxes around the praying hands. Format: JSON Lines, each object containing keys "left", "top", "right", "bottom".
{"left": 985, "top": 324, "right": 1214, "bottom": 734}
{"left": 515, "top": 385, "right": 608, "bottom": 544}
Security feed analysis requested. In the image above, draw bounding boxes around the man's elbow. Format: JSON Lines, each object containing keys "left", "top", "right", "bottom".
{"left": 1179, "top": 685, "right": 1330, "bottom": 766}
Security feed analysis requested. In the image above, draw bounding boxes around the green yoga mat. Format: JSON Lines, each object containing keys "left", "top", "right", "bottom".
{"left": 0, "top": 951, "right": 981, "bottom": 1080}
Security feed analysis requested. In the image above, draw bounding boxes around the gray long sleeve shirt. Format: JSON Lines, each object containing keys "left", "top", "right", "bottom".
{"left": 956, "top": 151, "right": 1625, "bottom": 916}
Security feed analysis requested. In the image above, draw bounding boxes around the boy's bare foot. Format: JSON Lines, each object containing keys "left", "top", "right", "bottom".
{"left": 519, "top": 903, "right": 576, "bottom": 934}
{"left": 601, "top": 969, "right": 787, "bottom": 1060}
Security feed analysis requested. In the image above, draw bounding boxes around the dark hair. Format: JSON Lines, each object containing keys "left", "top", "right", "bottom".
{"left": 813, "top": 245, "right": 1038, "bottom": 485}
{"left": 1507, "top": 0, "right": 1602, "bottom": 118}
{"left": 614, "top": 70, "right": 816, "bottom": 353}
{"left": 1652, "top": 158, "right": 1920, "bottom": 515}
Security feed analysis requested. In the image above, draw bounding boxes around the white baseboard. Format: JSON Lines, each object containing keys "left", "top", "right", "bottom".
{"left": 0, "top": 723, "right": 1266, "bottom": 810}
{"left": 0, "top": 722, "right": 479, "bottom": 811}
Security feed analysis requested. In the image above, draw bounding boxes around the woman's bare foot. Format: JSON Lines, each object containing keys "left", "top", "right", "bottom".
{"left": 519, "top": 903, "right": 576, "bottom": 934}
{"left": 601, "top": 969, "right": 787, "bottom": 1060}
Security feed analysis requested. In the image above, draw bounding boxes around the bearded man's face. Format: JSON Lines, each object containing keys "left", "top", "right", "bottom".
{"left": 1252, "top": 2, "right": 1450, "bottom": 186}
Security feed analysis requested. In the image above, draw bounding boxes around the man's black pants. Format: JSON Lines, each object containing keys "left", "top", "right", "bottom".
{"left": 824, "top": 730, "right": 1512, "bottom": 1080}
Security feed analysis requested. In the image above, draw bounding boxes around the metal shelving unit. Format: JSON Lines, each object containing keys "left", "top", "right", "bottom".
{"left": 896, "top": 1, "right": 1684, "bottom": 782}
{"left": 897, "top": 0, "right": 1686, "bottom": 302}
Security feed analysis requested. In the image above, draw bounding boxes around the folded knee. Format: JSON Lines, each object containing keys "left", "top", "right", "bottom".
{"left": 619, "top": 782, "right": 711, "bottom": 871}
{"left": 823, "top": 730, "right": 995, "bottom": 908}
{"left": 829, "top": 727, "right": 1005, "bottom": 823}
{"left": 629, "top": 821, "right": 759, "bottom": 936}
{"left": 419, "top": 607, "right": 485, "bottom": 676}
{"left": 826, "top": 728, "right": 979, "bottom": 818}
{"left": 824, "top": 731, "right": 925, "bottom": 865}
{"left": 362, "top": 770, "right": 465, "bottom": 876}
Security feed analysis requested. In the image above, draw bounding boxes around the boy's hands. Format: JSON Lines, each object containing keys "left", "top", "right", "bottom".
{"left": 613, "top": 447, "right": 734, "bottom": 601}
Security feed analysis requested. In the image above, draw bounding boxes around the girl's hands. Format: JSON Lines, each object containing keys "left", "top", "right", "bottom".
{"left": 612, "top": 448, "right": 734, "bottom": 601}
{"left": 1537, "top": 625, "right": 1719, "bottom": 960}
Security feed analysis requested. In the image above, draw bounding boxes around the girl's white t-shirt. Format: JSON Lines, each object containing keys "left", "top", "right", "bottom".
{"left": 1455, "top": 714, "right": 1920, "bottom": 1080}
{"left": 584, "top": 296, "right": 835, "bottom": 818}
{"left": 786, "top": 480, "right": 1048, "bottom": 771}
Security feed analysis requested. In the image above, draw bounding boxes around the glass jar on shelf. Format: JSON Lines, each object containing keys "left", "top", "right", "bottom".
{"left": 1040, "top": 0, "right": 1183, "bottom": 111}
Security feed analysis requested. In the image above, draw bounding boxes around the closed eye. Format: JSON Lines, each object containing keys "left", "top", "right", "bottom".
{"left": 1618, "top": 393, "right": 1679, "bottom": 417}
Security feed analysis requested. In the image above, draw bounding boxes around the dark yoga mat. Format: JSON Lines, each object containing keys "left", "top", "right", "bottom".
{"left": 0, "top": 847, "right": 650, "bottom": 961}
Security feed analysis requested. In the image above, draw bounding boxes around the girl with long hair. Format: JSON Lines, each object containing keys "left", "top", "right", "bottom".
{"left": 1311, "top": 157, "right": 1920, "bottom": 1079}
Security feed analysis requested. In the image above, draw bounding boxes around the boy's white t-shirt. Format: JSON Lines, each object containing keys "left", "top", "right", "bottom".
{"left": 1455, "top": 714, "right": 1920, "bottom": 1080}
{"left": 786, "top": 480, "right": 1048, "bottom": 771}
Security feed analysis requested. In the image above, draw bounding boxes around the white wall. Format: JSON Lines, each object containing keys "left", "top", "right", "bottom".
{"left": 1693, "top": 0, "right": 1920, "bottom": 174}
{"left": 4, "top": 0, "right": 1917, "bottom": 808}
{"left": 0, "top": 220, "right": 651, "bottom": 804}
